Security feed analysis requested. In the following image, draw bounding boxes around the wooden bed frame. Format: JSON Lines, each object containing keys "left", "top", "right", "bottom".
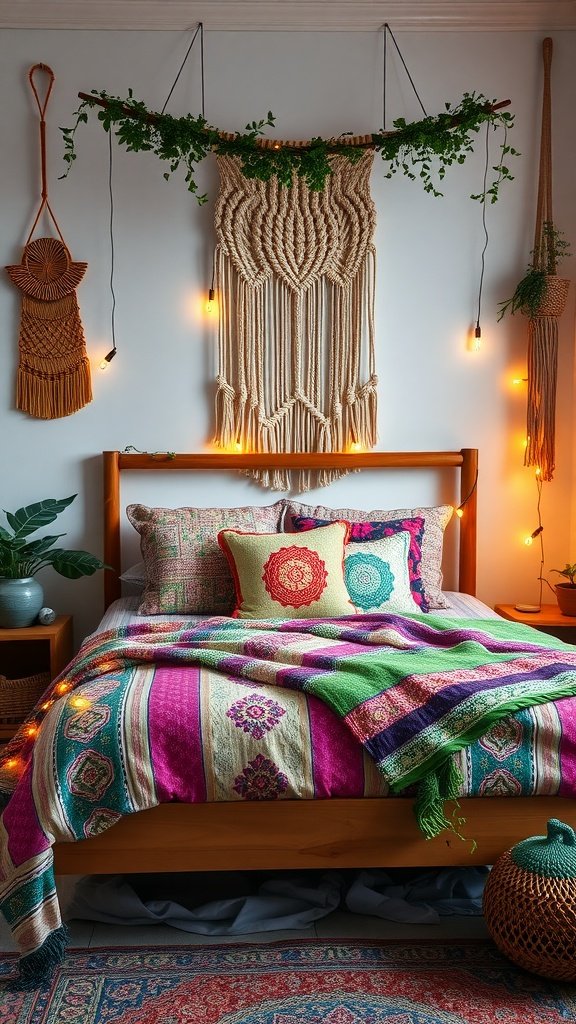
{"left": 53, "top": 448, "right": 576, "bottom": 874}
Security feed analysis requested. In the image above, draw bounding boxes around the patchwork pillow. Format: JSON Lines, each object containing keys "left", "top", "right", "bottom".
{"left": 291, "top": 514, "right": 428, "bottom": 611}
{"left": 218, "top": 521, "right": 354, "bottom": 619}
{"left": 344, "top": 532, "right": 419, "bottom": 614}
{"left": 127, "top": 501, "right": 285, "bottom": 615}
{"left": 285, "top": 501, "right": 453, "bottom": 609}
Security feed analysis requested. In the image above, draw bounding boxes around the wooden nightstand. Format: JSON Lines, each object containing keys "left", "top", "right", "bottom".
{"left": 0, "top": 615, "right": 73, "bottom": 740}
{"left": 494, "top": 604, "right": 576, "bottom": 644}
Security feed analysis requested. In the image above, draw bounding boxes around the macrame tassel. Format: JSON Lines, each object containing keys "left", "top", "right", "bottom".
{"left": 525, "top": 315, "right": 558, "bottom": 482}
{"left": 17, "top": 358, "right": 92, "bottom": 420}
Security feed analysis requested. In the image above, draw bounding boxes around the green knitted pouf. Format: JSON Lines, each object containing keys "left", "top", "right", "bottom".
{"left": 483, "top": 818, "right": 576, "bottom": 981}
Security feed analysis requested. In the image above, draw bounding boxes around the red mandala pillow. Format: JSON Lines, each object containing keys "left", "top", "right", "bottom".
{"left": 218, "top": 522, "right": 353, "bottom": 619}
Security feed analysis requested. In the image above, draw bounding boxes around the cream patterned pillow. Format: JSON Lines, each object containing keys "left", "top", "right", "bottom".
{"left": 285, "top": 501, "right": 453, "bottom": 609}
{"left": 344, "top": 532, "right": 419, "bottom": 614}
{"left": 218, "top": 521, "right": 354, "bottom": 619}
{"left": 127, "top": 502, "right": 285, "bottom": 615}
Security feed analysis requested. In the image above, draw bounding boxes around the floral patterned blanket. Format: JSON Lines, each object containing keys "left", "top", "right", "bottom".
{"left": 2, "top": 611, "right": 576, "bottom": 987}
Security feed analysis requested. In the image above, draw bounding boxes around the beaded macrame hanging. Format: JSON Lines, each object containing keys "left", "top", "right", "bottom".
{"left": 5, "top": 64, "right": 92, "bottom": 419}
{"left": 213, "top": 148, "right": 377, "bottom": 491}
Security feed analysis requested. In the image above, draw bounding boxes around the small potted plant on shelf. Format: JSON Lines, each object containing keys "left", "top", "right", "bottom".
{"left": 550, "top": 562, "right": 576, "bottom": 617}
{"left": 497, "top": 221, "right": 571, "bottom": 321}
{"left": 0, "top": 495, "right": 107, "bottom": 628}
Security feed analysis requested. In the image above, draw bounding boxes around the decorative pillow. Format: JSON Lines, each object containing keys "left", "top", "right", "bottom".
{"left": 218, "top": 521, "right": 354, "bottom": 619}
{"left": 291, "top": 514, "right": 428, "bottom": 612}
{"left": 344, "top": 532, "right": 419, "bottom": 614}
{"left": 285, "top": 501, "right": 453, "bottom": 609}
{"left": 127, "top": 501, "right": 285, "bottom": 615}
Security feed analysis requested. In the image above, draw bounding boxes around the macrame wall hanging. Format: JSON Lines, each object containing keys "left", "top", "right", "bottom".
{"left": 524, "top": 38, "right": 570, "bottom": 482}
{"left": 5, "top": 64, "right": 92, "bottom": 419}
{"left": 214, "top": 147, "right": 377, "bottom": 491}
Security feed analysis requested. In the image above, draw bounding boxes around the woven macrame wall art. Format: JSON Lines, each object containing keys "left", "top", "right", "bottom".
{"left": 5, "top": 64, "right": 92, "bottom": 420}
{"left": 213, "top": 150, "right": 377, "bottom": 491}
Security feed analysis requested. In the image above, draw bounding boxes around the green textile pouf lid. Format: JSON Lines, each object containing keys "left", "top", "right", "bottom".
{"left": 511, "top": 818, "right": 576, "bottom": 879}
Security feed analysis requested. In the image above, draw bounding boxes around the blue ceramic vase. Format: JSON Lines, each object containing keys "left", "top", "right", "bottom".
{"left": 0, "top": 578, "right": 44, "bottom": 628}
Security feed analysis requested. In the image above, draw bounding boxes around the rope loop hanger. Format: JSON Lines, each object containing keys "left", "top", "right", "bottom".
{"left": 26, "top": 62, "right": 66, "bottom": 246}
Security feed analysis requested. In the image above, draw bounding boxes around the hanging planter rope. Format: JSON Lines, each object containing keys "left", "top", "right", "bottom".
{"left": 524, "top": 38, "right": 571, "bottom": 482}
{"left": 61, "top": 89, "right": 515, "bottom": 205}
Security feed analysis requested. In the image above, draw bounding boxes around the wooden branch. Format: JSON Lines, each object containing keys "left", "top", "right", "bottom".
{"left": 77, "top": 91, "right": 511, "bottom": 154}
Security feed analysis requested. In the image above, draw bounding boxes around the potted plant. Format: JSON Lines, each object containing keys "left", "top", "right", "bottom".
{"left": 550, "top": 563, "right": 576, "bottom": 617}
{"left": 0, "top": 495, "right": 107, "bottom": 628}
{"left": 497, "top": 221, "right": 571, "bottom": 321}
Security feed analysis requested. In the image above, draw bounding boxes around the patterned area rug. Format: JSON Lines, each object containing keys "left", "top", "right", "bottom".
{"left": 1, "top": 939, "right": 575, "bottom": 1023}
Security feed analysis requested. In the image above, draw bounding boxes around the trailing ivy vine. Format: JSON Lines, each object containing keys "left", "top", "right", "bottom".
{"left": 61, "top": 89, "right": 517, "bottom": 204}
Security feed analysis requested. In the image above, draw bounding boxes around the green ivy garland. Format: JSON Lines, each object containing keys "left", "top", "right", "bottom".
{"left": 61, "top": 89, "right": 517, "bottom": 204}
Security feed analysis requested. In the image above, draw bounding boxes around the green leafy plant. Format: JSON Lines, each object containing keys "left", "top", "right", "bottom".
{"left": 60, "top": 89, "right": 517, "bottom": 205}
{"left": 0, "top": 496, "right": 107, "bottom": 580}
{"left": 550, "top": 563, "right": 576, "bottom": 587}
{"left": 497, "top": 221, "right": 572, "bottom": 320}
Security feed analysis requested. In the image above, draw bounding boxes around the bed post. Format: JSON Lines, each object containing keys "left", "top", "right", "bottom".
{"left": 103, "top": 450, "right": 122, "bottom": 608}
{"left": 459, "top": 448, "right": 478, "bottom": 595}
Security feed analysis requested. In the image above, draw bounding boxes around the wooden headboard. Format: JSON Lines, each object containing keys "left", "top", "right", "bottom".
{"left": 102, "top": 449, "right": 478, "bottom": 609}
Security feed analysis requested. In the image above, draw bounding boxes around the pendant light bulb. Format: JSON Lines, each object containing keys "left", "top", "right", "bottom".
{"left": 472, "top": 323, "right": 482, "bottom": 351}
{"left": 99, "top": 348, "right": 117, "bottom": 371}
{"left": 206, "top": 288, "right": 215, "bottom": 314}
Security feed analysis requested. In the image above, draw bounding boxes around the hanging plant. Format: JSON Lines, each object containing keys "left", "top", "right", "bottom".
{"left": 61, "top": 89, "right": 516, "bottom": 205}
{"left": 497, "top": 221, "right": 571, "bottom": 320}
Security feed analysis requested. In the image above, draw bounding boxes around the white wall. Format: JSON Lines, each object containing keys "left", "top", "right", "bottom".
{"left": 1, "top": 28, "right": 575, "bottom": 646}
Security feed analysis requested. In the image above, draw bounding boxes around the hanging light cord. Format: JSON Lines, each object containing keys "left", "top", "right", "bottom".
{"left": 161, "top": 22, "right": 205, "bottom": 117}
{"left": 475, "top": 121, "right": 491, "bottom": 337}
{"left": 108, "top": 129, "right": 116, "bottom": 355}
{"left": 100, "top": 130, "right": 117, "bottom": 367}
{"left": 382, "top": 22, "right": 428, "bottom": 130}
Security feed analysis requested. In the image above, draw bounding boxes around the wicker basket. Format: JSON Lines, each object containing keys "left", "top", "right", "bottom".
{"left": 483, "top": 818, "right": 576, "bottom": 981}
{"left": 0, "top": 671, "right": 51, "bottom": 724}
{"left": 533, "top": 276, "right": 570, "bottom": 317}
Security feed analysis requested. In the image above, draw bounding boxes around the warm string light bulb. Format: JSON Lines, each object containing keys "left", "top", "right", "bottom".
{"left": 472, "top": 323, "right": 482, "bottom": 351}
{"left": 455, "top": 507, "right": 464, "bottom": 519}
{"left": 206, "top": 288, "right": 215, "bottom": 314}
{"left": 54, "top": 681, "right": 72, "bottom": 696}
{"left": 69, "top": 695, "right": 92, "bottom": 711}
{"left": 99, "top": 348, "right": 117, "bottom": 371}
{"left": 524, "top": 525, "right": 543, "bottom": 546}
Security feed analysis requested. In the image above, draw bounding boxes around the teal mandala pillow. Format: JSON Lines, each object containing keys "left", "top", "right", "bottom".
{"left": 344, "top": 532, "right": 418, "bottom": 614}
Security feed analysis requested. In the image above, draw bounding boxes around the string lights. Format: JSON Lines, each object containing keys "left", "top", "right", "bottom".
{"left": 454, "top": 464, "right": 478, "bottom": 519}
{"left": 0, "top": 678, "right": 94, "bottom": 778}
{"left": 521, "top": 469, "right": 545, "bottom": 612}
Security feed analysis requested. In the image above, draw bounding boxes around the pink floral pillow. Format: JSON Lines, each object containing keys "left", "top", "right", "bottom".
{"left": 291, "top": 515, "right": 428, "bottom": 611}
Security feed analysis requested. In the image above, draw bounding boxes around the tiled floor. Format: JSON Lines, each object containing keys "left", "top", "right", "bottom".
{"left": 0, "top": 876, "right": 490, "bottom": 954}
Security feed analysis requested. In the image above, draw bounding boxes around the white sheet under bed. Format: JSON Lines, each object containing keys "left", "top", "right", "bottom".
{"left": 97, "top": 591, "right": 501, "bottom": 633}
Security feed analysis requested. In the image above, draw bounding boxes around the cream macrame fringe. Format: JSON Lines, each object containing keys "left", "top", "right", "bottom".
{"left": 525, "top": 316, "right": 557, "bottom": 482}
{"left": 214, "top": 152, "right": 378, "bottom": 491}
